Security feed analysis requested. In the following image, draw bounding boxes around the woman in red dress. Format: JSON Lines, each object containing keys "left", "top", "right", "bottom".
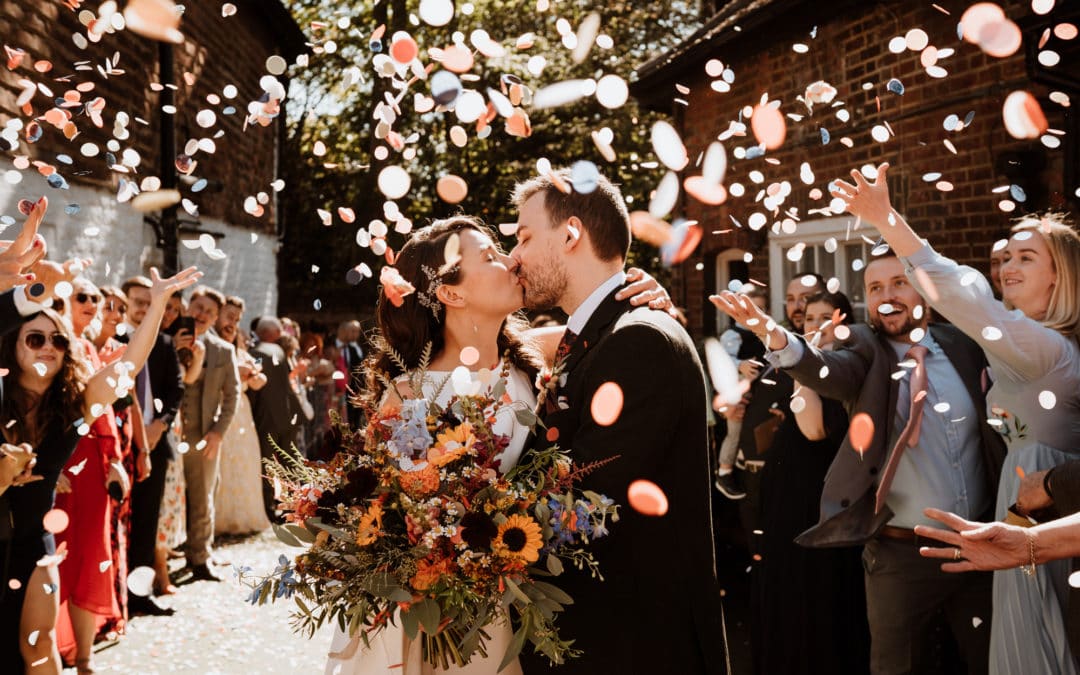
{"left": 53, "top": 279, "right": 128, "bottom": 671}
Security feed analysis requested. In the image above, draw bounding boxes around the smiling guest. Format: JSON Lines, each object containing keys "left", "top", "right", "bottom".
{"left": 711, "top": 249, "right": 1006, "bottom": 674}
{"left": 829, "top": 162, "right": 1080, "bottom": 675}
{"left": 179, "top": 286, "right": 240, "bottom": 582}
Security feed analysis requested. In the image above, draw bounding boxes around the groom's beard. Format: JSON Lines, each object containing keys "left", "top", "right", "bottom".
{"left": 519, "top": 260, "right": 569, "bottom": 310}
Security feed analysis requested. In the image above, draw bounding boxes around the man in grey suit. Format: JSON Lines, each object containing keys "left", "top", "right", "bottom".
{"left": 714, "top": 253, "right": 1006, "bottom": 675}
{"left": 246, "top": 317, "right": 303, "bottom": 521}
{"left": 180, "top": 286, "right": 240, "bottom": 582}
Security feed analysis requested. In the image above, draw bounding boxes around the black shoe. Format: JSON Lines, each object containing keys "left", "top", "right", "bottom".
{"left": 189, "top": 563, "right": 223, "bottom": 582}
{"left": 714, "top": 472, "right": 746, "bottom": 500}
{"left": 129, "top": 595, "right": 176, "bottom": 616}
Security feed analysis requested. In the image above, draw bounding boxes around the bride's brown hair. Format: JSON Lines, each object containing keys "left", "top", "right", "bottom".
{"left": 361, "top": 216, "right": 543, "bottom": 408}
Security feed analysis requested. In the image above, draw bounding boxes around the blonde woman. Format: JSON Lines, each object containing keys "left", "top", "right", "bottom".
{"left": 832, "top": 163, "right": 1080, "bottom": 675}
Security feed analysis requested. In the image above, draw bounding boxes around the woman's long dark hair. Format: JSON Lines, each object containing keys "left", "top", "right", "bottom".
{"left": 804, "top": 290, "right": 855, "bottom": 324}
{"left": 0, "top": 309, "right": 91, "bottom": 447}
{"left": 362, "top": 216, "right": 543, "bottom": 408}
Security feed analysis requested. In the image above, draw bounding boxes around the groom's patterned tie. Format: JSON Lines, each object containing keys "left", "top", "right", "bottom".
{"left": 555, "top": 328, "right": 579, "bottom": 365}
{"left": 875, "top": 344, "right": 930, "bottom": 514}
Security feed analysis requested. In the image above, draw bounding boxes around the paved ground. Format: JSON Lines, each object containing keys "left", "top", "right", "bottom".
{"left": 79, "top": 531, "right": 334, "bottom": 674}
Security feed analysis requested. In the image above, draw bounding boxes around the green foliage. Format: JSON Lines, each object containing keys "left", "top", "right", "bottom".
{"left": 277, "top": 0, "right": 701, "bottom": 321}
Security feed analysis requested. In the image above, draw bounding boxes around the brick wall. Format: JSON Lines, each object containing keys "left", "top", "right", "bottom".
{"left": 652, "top": 0, "right": 1071, "bottom": 338}
{"left": 0, "top": 1, "right": 300, "bottom": 312}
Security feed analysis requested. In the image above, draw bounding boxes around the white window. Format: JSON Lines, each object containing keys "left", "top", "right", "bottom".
{"left": 713, "top": 247, "right": 747, "bottom": 334}
{"left": 768, "top": 216, "right": 872, "bottom": 322}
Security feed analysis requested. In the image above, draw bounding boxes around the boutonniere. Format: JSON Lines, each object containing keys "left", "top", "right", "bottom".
{"left": 535, "top": 360, "right": 569, "bottom": 413}
{"left": 988, "top": 406, "right": 1027, "bottom": 443}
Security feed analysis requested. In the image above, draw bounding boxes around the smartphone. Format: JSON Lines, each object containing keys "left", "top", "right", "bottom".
{"left": 172, "top": 316, "right": 196, "bottom": 336}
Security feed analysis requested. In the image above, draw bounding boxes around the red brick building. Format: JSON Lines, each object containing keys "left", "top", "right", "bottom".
{"left": 632, "top": 0, "right": 1077, "bottom": 339}
{"left": 0, "top": 0, "right": 305, "bottom": 314}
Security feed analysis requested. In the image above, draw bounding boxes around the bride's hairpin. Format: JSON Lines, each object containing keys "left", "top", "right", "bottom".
{"left": 416, "top": 265, "right": 442, "bottom": 319}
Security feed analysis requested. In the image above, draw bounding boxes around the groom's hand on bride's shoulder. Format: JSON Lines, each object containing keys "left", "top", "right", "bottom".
{"left": 618, "top": 267, "right": 677, "bottom": 316}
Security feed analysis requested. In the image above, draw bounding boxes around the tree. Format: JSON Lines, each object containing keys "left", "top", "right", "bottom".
{"left": 277, "top": 0, "right": 701, "bottom": 324}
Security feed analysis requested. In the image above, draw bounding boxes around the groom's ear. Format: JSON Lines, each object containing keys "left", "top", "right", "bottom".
{"left": 564, "top": 216, "right": 585, "bottom": 252}
{"left": 435, "top": 283, "right": 466, "bottom": 309}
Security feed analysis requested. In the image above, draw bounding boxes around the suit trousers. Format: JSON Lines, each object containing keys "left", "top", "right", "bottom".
{"left": 127, "top": 437, "right": 172, "bottom": 569}
{"left": 863, "top": 537, "right": 992, "bottom": 675}
{"left": 182, "top": 444, "right": 222, "bottom": 566}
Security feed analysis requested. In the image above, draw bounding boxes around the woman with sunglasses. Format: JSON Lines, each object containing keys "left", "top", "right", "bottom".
{"left": 0, "top": 260, "right": 201, "bottom": 675}
{"left": 51, "top": 277, "right": 131, "bottom": 669}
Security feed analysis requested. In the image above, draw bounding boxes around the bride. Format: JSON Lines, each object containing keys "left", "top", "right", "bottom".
{"left": 325, "top": 215, "right": 667, "bottom": 674}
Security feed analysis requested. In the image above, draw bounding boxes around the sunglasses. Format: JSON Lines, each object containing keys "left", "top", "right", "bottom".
{"left": 74, "top": 292, "right": 101, "bottom": 305}
{"left": 24, "top": 331, "right": 70, "bottom": 352}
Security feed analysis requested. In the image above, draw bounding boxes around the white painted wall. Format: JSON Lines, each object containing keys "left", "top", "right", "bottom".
{"left": 0, "top": 159, "right": 278, "bottom": 318}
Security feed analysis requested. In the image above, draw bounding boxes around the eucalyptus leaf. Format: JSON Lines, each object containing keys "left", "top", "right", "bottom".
{"left": 513, "top": 407, "right": 538, "bottom": 428}
{"left": 499, "top": 623, "right": 529, "bottom": 672}
{"left": 545, "top": 554, "right": 564, "bottom": 576}
{"left": 272, "top": 523, "right": 304, "bottom": 547}
{"left": 532, "top": 580, "right": 574, "bottom": 605}
{"left": 504, "top": 577, "right": 532, "bottom": 605}
{"left": 402, "top": 605, "right": 420, "bottom": 639}
{"left": 413, "top": 598, "right": 441, "bottom": 635}
{"left": 285, "top": 523, "right": 316, "bottom": 543}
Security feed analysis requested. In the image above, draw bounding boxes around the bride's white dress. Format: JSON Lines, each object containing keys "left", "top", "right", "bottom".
{"left": 325, "top": 364, "right": 536, "bottom": 675}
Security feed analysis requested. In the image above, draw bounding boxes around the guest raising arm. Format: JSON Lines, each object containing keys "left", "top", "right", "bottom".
{"left": 830, "top": 162, "right": 1080, "bottom": 675}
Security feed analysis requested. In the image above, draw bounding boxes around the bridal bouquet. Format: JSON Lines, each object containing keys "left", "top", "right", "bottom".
{"left": 242, "top": 363, "right": 619, "bottom": 671}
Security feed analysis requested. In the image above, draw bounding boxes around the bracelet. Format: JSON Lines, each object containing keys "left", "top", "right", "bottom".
{"left": 1022, "top": 530, "right": 1037, "bottom": 577}
{"left": 1043, "top": 468, "right": 1055, "bottom": 502}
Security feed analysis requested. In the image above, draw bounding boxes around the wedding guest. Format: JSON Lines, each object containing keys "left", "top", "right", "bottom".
{"left": 180, "top": 286, "right": 240, "bottom": 582}
{"left": 247, "top": 317, "right": 304, "bottom": 521}
{"left": 0, "top": 241, "right": 197, "bottom": 675}
{"left": 299, "top": 333, "right": 336, "bottom": 455}
{"left": 213, "top": 297, "right": 271, "bottom": 535}
{"left": 755, "top": 291, "right": 870, "bottom": 675}
{"left": 711, "top": 283, "right": 768, "bottom": 500}
{"left": 335, "top": 319, "right": 364, "bottom": 428}
{"left": 831, "top": 163, "right": 1080, "bottom": 675}
{"left": 92, "top": 285, "right": 149, "bottom": 638}
{"left": 121, "top": 277, "right": 186, "bottom": 615}
{"left": 712, "top": 250, "right": 1005, "bottom": 674}
{"left": 0, "top": 443, "right": 37, "bottom": 496}
{"left": 53, "top": 277, "right": 127, "bottom": 669}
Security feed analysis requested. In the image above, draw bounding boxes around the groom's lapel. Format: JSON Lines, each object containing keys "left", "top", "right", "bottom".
{"left": 560, "top": 282, "right": 631, "bottom": 378}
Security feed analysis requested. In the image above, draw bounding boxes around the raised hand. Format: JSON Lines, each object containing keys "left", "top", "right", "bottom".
{"left": 914, "top": 508, "right": 1029, "bottom": 572}
{"left": 709, "top": 291, "right": 774, "bottom": 337}
{"left": 27, "top": 257, "right": 93, "bottom": 303}
{"left": 829, "top": 162, "right": 896, "bottom": 229}
{"left": 149, "top": 266, "right": 202, "bottom": 301}
{"left": 0, "top": 197, "right": 48, "bottom": 292}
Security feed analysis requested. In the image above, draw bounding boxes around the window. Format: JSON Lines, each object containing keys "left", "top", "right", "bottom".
{"left": 713, "top": 248, "right": 748, "bottom": 334}
{"left": 768, "top": 216, "right": 871, "bottom": 322}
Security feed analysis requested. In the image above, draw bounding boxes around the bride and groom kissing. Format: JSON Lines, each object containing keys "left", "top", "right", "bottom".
{"left": 330, "top": 167, "right": 728, "bottom": 674}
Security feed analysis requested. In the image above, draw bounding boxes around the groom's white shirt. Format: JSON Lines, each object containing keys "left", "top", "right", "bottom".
{"left": 566, "top": 270, "right": 626, "bottom": 334}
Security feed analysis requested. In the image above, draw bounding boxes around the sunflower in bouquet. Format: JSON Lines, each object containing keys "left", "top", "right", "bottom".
{"left": 244, "top": 362, "right": 619, "bottom": 671}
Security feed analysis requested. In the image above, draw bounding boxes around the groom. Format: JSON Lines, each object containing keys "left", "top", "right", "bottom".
{"left": 509, "top": 169, "right": 728, "bottom": 674}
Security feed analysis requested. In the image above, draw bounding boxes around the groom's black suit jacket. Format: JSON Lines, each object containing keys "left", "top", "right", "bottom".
{"left": 519, "top": 285, "right": 728, "bottom": 675}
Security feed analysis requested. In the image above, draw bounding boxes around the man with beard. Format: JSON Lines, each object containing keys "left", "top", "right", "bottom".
{"left": 509, "top": 168, "right": 726, "bottom": 674}
{"left": 713, "top": 253, "right": 1005, "bottom": 674}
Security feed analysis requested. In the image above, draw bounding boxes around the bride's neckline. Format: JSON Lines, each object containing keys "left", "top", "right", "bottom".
{"left": 424, "top": 358, "right": 506, "bottom": 375}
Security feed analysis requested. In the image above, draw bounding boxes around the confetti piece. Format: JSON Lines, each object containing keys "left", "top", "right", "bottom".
{"left": 590, "top": 382, "right": 624, "bottom": 426}
{"left": 848, "top": 413, "right": 874, "bottom": 454}
{"left": 628, "top": 479, "right": 668, "bottom": 516}
{"left": 43, "top": 509, "right": 69, "bottom": 534}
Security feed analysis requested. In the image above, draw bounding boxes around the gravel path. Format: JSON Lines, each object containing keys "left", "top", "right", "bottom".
{"left": 81, "top": 531, "right": 334, "bottom": 674}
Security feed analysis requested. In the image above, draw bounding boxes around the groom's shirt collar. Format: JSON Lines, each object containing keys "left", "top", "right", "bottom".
{"left": 566, "top": 270, "right": 626, "bottom": 335}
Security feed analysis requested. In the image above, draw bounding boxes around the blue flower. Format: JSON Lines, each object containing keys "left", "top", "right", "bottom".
{"left": 385, "top": 400, "right": 433, "bottom": 464}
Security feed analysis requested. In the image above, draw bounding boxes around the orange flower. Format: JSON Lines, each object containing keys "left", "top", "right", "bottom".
{"left": 492, "top": 514, "right": 543, "bottom": 563}
{"left": 411, "top": 557, "right": 452, "bottom": 591}
{"left": 400, "top": 463, "right": 440, "bottom": 498}
{"left": 355, "top": 502, "right": 384, "bottom": 546}
{"left": 428, "top": 423, "right": 475, "bottom": 467}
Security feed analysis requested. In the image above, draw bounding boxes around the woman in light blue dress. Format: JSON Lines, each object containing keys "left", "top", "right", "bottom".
{"left": 832, "top": 162, "right": 1080, "bottom": 674}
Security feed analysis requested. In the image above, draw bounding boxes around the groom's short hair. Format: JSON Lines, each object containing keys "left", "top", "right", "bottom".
{"left": 512, "top": 168, "right": 631, "bottom": 262}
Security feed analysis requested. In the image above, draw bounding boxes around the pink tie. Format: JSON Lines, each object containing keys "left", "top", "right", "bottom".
{"left": 875, "top": 344, "right": 930, "bottom": 514}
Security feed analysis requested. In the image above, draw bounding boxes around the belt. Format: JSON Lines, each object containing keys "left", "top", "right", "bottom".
{"left": 877, "top": 525, "right": 943, "bottom": 548}
{"left": 743, "top": 460, "right": 766, "bottom": 474}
